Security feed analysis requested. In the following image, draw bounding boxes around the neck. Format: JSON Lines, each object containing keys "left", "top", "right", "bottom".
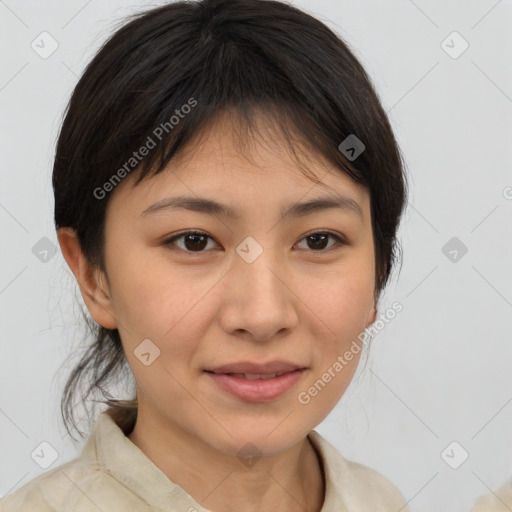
{"left": 127, "top": 409, "right": 325, "bottom": 512}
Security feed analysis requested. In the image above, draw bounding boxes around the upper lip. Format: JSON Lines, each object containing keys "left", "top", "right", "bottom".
{"left": 205, "top": 361, "right": 305, "bottom": 374}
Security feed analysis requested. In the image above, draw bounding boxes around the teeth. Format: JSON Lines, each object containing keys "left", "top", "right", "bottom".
{"left": 221, "top": 371, "right": 293, "bottom": 379}
{"left": 226, "top": 372, "right": 286, "bottom": 380}
{"left": 242, "top": 373, "right": 281, "bottom": 380}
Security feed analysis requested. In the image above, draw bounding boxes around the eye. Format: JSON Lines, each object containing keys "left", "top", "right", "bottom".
{"left": 163, "top": 231, "right": 219, "bottom": 253}
{"left": 294, "top": 230, "right": 347, "bottom": 252}
{"left": 163, "top": 229, "right": 347, "bottom": 254}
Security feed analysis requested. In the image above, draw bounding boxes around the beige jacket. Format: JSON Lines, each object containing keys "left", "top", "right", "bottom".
{"left": 470, "top": 483, "right": 512, "bottom": 512}
{"left": 1, "top": 410, "right": 409, "bottom": 512}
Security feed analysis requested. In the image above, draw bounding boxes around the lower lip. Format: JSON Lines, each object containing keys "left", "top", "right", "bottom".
{"left": 205, "top": 369, "right": 305, "bottom": 402}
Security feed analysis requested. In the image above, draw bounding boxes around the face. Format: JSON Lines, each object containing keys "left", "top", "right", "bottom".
{"left": 95, "top": 112, "right": 376, "bottom": 456}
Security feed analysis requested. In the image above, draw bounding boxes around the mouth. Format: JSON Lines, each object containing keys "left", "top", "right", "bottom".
{"left": 203, "top": 362, "right": 306, "bottom": 402}
{"left": 205, "top": 360, "right": 305, "bottom": 375}
{"left": 208, "top": 371, "right": 292, "bottom": 380}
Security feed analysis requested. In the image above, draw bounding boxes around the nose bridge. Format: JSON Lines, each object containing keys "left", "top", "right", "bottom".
{"left": 237, "top": 235, "right": 285, "bottom": 303}
{"left": 240, "top": 244, "right": 281, "bottom": 296}
{"left": 221, "top": 235, "right": 297, "bottom": 340}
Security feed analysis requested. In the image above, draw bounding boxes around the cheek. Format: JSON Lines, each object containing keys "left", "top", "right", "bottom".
{"left": 108, "top": 253, "right": 217, "bottom": 352}
{"left": 296, "top": 273, "right": 372, "bottom": 414}
{"left": 300, "top": 263, "right": 374, "bottom": 345}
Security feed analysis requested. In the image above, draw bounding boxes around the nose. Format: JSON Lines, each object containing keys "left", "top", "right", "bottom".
{"left": 218, "top": 246, "right": 299, "bottom": 342}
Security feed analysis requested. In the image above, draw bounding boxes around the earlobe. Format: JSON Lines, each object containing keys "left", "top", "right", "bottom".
{"left": 57, "top": 227, "right": 118, "bottom": 330}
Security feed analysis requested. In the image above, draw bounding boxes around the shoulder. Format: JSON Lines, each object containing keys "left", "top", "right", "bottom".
{"left": 0, "top": 410, "right": 151, "bottom": 512}
{"left": 0, "top": 458, "right": 92, "bottom": 511}
{"left": 0, "top": 458, "right": 147, "bottom": 512}
{"left": 470, "top": 482, "right": 512, "bottom": 512}
{"left": 337, "top": 456, "right": 409, "bottom": 510}
{"left": 308, "top": 430, "right": 410, "bottom": 512}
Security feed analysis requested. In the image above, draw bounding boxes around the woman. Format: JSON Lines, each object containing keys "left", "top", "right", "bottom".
{"left": 0, "top": 0, "right": 409, "bottom": 510}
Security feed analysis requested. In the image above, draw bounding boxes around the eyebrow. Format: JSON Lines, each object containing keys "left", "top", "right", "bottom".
{"left": 140, "top": 194, "right": 363, "bottom": 221}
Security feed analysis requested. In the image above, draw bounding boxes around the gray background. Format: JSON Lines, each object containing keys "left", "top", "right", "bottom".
{"left": 1, "top": 1, "right": 511, "bottom": 511}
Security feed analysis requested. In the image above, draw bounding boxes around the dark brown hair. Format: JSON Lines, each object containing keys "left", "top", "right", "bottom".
{"left": 54, "top": 0, "right": 408, "bottom": 440}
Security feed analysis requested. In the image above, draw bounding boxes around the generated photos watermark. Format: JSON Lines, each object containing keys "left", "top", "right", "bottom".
{"left": 93, "top": 97, "right": 198, "bottom": 200}
{"left": 297, "top": 301, "right": 403, "bottom": 405}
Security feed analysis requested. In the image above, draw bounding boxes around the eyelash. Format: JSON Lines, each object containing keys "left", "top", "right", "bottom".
{"left": 162, "top": 230, "right": 348, "bottom": 255}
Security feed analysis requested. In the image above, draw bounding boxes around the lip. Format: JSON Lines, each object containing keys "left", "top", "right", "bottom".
{"left": 204, "top": 361, "right": 306, "bottom": 402}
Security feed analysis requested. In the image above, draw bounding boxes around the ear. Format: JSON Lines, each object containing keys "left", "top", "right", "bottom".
{"left": 57, "top": 227, "right": 118, "bottom": 330}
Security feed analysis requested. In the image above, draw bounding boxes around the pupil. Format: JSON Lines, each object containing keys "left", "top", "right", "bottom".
{"left": 185, "top": 234, "right": 207, "bottom": 251}
{"left": 182, "top": 234, "right": 329, "bottom": 251}
{"left": 308, "top": 234, "right": 328, "bottom": 250}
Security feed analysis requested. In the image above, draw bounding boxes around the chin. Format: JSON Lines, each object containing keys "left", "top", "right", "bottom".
{"left": 202, "top": 419, "right": 311, "bottom": 459}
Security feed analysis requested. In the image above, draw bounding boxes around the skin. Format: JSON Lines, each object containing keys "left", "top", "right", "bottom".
{"left": 58, "top": 111, "right": 377, "bottom": 512}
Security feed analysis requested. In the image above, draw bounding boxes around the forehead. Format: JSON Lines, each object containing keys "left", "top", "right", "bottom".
{"left": 108, "top": 110, "right": 369, "bottom": 214}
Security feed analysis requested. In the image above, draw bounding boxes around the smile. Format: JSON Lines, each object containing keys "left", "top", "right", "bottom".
{"left": 204, "top": 368, "right": 306, "bottom": 402}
